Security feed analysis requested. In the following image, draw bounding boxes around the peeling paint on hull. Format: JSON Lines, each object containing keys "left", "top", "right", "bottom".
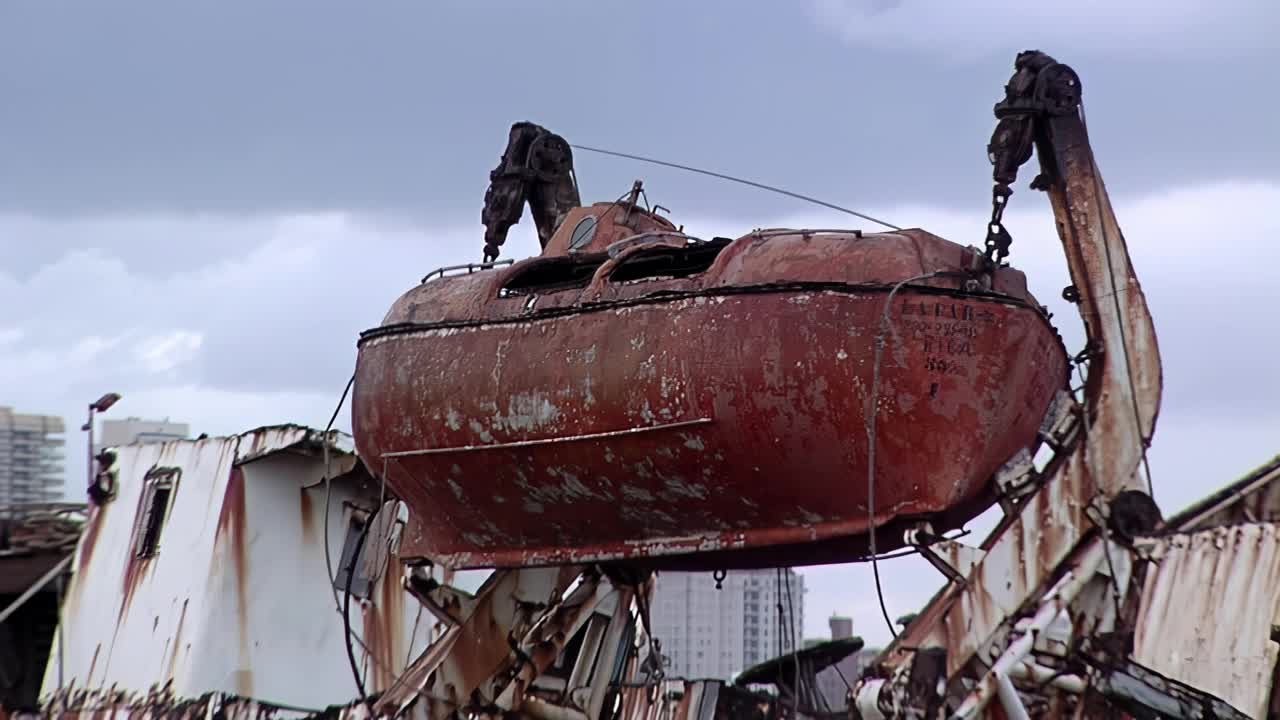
{"left": 353, "top": 230, "right": 1069, "bottom": 570}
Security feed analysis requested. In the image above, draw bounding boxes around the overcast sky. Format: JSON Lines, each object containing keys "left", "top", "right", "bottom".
{"left": 3, "top": 1, "right": 1278, "bottom": 649}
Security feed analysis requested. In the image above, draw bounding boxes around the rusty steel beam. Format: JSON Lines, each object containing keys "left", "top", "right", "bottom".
{"left": 491, "top": 573, "right": 617, "bottom": 713}
{"left": 949, "top": 540, "right": 1105, "bottom": 718}
{"left": 376, "top": 565, "right": 585, "bottom": 718}
{"left": 856, "top": 51, "right": 1163, "bottom": 718}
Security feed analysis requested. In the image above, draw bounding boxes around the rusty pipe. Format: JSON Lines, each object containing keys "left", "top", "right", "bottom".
{"left": 1008, "top": 660, "right": 1086, "bottom": 695}
{"left": 949, "top": 540, "right": 1105, "bottom": 719}
{"left": 994, "top": 671, "right": 1030, "bottom": 720}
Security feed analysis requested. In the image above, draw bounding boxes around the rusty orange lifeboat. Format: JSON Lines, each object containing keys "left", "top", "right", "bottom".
{"left": 353, "top": 206, "right": 1069, "bottom": 571}
{"left": 352, "top": 128, "right": 1068, "bottom": 571}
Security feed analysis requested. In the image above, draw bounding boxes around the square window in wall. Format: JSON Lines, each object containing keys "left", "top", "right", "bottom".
{"left": 334, "top": 513, "right": 374, "bottom": 599}
{"left": 133, "top": 468, "right": 180, "bottom": 558}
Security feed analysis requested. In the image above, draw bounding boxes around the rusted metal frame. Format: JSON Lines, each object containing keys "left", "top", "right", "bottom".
{"left": 376, "top": 565, "right": 587, "bottom": 718}
{"left": 492, "top": 572, "right": 615, "bottom": 713}
{"left": 858, "top": 54, "right": 1161, "bottom": 718}
{"left": 380, "top": 418, "right": 714, "bottom": 458}
{"left": 404, "top": 567, "right": 478, "bottom": 627}
{"left": 904, "top": 523, "right": 987, "bottom": 586}
{"left": 0, "top": 552, "right": 71, "bottom": 624}
{"left": 585, "top": 581, "right": 648, "bottom": 719}
{"left": 949, "top": 540, "right": 1105, "bottom": 719}
{"left": 516, "top": 587, "right": 638, "bottom": 720}
{"left": 1083, "top": 656, "right": 1253, "bottom": 720}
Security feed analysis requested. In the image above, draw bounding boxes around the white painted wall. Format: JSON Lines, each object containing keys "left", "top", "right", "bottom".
{"left": 42, "top": 429, "right": 433, "bottom": 711}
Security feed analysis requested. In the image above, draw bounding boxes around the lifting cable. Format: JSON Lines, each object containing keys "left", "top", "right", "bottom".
{"left": 570, "top": 144, "right": 903, "bottom": 232}
{"left": 867, "top": 271, "right": 966, "bottom": 639}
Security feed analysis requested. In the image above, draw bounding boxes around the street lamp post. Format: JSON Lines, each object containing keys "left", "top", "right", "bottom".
{"left": 83, "top": 392, "right": 121, "bottom": 500}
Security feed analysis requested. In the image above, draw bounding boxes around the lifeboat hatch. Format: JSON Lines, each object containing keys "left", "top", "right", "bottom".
{"left": 609, "top": 239, "right": 730, "bottom": 284}
{"left": 499, "top": 254, "right": 607, "bottom": 297}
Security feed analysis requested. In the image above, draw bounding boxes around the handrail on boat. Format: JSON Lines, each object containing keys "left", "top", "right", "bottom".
{"left": 422, "top": 259, "right": 515, "bottom": 284}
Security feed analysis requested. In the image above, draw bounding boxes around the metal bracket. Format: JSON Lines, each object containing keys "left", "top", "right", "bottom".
{"left": 1037, "top": 389, "right": 1081, "bottom": 453}
{"left": 992, "top": 447, "right": 1037, "bottom": 516}
{"left": 405, "top": 566, "right": 478, "bottom": 627}
{"left": 905, "top": 523, "right": 987, "bottom": 586}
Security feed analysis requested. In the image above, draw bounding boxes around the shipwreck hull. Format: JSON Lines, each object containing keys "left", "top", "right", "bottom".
{"left": 354, "top": 228, "right": 1068, "bottom": 569}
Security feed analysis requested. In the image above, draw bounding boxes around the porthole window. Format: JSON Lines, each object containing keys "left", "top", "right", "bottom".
{"left": 568, "top": 216, "right": 598, "bottom": 251}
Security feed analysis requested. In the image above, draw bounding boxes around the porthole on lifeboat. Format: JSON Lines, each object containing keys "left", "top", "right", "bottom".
{"left": 568, "top": 216, "right": 598, "bottom": 251}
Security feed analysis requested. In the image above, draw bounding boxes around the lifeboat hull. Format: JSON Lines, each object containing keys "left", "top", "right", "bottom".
{"left": 353, "top": 230, "right": 1067, "bottom": 570}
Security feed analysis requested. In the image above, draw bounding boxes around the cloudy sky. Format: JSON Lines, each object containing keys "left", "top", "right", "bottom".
{"left": 3, "top": 1, "right": 1278, "bottom": 648}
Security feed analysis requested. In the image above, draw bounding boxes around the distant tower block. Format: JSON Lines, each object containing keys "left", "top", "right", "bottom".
{"left": 829, "top": 614, "right": 853, "bottom": 640}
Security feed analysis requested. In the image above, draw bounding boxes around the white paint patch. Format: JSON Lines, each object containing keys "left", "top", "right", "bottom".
{"left": 663, "top": 478, "right": 710, "bottom": 500}
{"left": 493, "top": 392, "right": 561, "bottom": 432}
{"left": 447, "top": 479, "right": 465, "bottom": 502}
{"left": 621, "top": 484, "right": 655, "bottom": 502}
{"left": 467, "top": 420, "right": 494, "bottom": 444}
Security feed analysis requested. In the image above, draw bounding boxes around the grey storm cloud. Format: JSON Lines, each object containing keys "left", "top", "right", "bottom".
{"left": 1, "top": 1, "right": 1277, "bottom": 221}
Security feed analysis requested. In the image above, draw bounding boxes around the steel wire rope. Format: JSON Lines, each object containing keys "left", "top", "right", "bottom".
{"left": 867, "top": 271, "right": 968, "bottom": 639}
{"left": 570, "top": 144, "right": 902, "bottom": 231}
{"left": 783, "top": 568, "right": 802, "bottom": 718}
{"left": 317, "top": 373, "right": 397, "bottom": 692}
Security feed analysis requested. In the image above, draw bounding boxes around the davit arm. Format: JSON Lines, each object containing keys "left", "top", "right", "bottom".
{"left": 854, "top": 50, "right": 1163, "bottom": 719}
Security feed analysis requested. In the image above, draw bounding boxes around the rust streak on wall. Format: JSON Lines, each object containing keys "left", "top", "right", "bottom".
{"left": 215, "top": 465, "right": 251, "bottom": 697}
{"left": 77, "top": 504, "right": 106, "bottom": 576}
{"left": 167, "top": 599, "right": 189, "bottom": 682}
{"left": 118, "top": 489, "right": 154, "bottom": 621}
{"left": 299, "top": 487, "right": 316, "bottom": 544}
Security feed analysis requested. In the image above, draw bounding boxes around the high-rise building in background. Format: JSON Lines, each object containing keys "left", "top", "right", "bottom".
{"left": 649, "top": 568, "right": 805, "bottom": 681}
{"left": 0, "top": 407, "right": 66, "bottom": 506}
{"left": 96, "top": 417, "right": 189, "bottom": 453}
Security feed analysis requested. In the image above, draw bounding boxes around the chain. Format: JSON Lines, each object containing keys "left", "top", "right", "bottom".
{"left": 983, "top": 183, "right": 1014, "bottom": 266}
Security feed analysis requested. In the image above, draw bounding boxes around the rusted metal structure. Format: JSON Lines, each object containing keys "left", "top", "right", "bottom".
{"left": 350, "top": 49, "right": 1266, "bottom": 719}
{"left": 28, "top": 50, "right": 1280, "bottom": 719}
{"left": 843, "top": 52, "right": 1258, "bottom": 719}
{"left": 0, "top": 503, "right": 84, "bottom": 711}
